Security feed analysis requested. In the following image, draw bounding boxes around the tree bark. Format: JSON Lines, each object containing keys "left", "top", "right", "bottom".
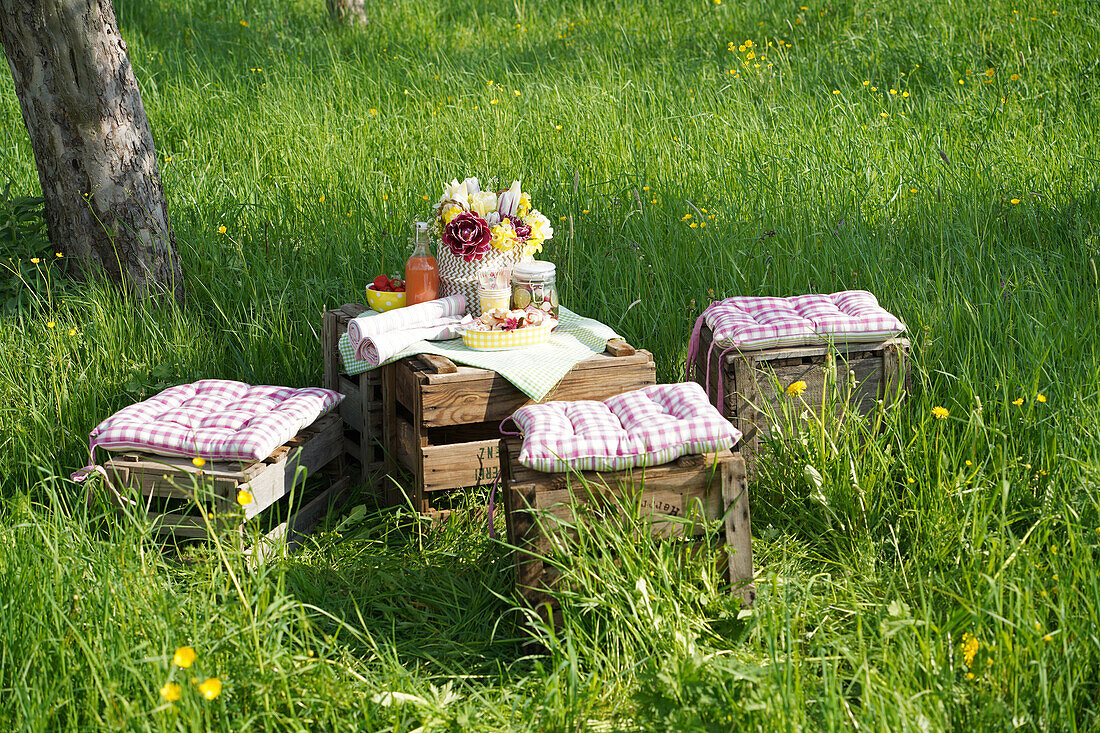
{"left": 0, "top": 0, "right": 184, "bottom": 302}
{"left": 326, "top": 0, "right": 367, "bottom": 25}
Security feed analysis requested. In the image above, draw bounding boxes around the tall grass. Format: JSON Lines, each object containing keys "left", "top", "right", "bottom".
{"left": 1, "top": 0, "right": 1099, "bottom": 728}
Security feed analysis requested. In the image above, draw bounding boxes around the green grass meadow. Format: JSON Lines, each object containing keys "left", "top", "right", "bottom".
{"left": 2, "top": 0, "right": 1100, "bottom": 728}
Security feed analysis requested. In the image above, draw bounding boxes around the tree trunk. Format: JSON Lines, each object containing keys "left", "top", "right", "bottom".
{"left": 0, "top": 0, "right": 184, "bottom": 303}
{"left": 326, "top": 0, "right": 367, "bottom": 25}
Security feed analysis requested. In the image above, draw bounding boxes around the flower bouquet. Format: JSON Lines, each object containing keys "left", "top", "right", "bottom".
{"left": 431, "top": 176, "right": 554, "bottom": 316}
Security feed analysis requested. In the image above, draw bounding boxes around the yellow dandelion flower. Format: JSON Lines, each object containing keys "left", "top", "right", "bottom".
{"left": 907, "top": 478, "right": 915, "bottom": 484}
{"left": 198, "top": 677, "right": 222, "bottom": 700}
{"left": 514, "top": 90, "right": 521, "bottom": 96}
{"left": 1011, "top": 198, "right": 1021, "bottom": 204}
{"left": 173, "top": 646, "right": 197, "bottom": 668}
{"left": 30, "top": 257, "right": 40, "bottom": 264}
{"left": 1012, "top": 397, "right": 1024, "bottom": 406}
{"left": 738, "top": 45, "right": 746, "bottom": 52}
{"left": 1036, "top": 394, "right": 1046, "bottom": 402}
{"left": 192, "top": 457, "right": 206, "bottom": 468}
{"left": 166, "top": 156, "right": 173, "bottom": 162}
{"left": 160, "top": 682, "right": 182, "bottom": 702}
{"left": 582, "top": 209, "right": 589, "bottom": 214}
{"left": 786, "top": 381, "right": 807, "bottom": 398}
{"left": 932, "top": 406, "right": 949, "bottom": 419}
{"left": 217, "top": 225, "right": 226, "bottom": 234}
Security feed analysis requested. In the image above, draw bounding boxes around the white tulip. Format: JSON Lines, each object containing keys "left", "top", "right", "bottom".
{"left": 463, "top": 177, "right": 481, "bottom": 195}
{"left": 497, "top": 180, "right": 522, "bottom": 218}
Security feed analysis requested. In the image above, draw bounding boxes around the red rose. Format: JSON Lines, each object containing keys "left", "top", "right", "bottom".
{"left": 442, "top": 211, "right": 493, "bottom": 262}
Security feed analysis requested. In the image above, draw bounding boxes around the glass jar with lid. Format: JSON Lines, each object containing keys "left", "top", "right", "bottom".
{"left": 511, "top": 261, "right": 558, "bottom": 317}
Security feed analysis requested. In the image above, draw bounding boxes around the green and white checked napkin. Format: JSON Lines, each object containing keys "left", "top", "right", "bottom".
{"left": 338, "top": 306, "right": 621, "bottom": 401}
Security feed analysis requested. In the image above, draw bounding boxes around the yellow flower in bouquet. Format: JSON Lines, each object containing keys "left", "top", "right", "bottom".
{"left": 522, "top": 210, "right": 554, "bottom": 258}
{"left": 469, "top": 190, "right": 499, "bottom": 218}
{"left": 441, "top": 204, "right": 463, "bottom": 225}
{"left": 491, "top": 218, "right": 519, "bottom": 251}
{"left": 518, "top": 192, "right": 531, "bottom": 216}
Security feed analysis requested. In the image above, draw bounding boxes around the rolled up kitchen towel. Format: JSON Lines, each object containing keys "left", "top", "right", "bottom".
{"left": 348, "top": 294, "right": 466, "bottom": 346}
{"left": 353, "top": 317, "right": 469, "bottom": 366}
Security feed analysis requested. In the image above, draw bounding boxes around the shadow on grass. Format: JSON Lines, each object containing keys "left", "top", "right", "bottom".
{"left": 279, "top": 501, "right": 533, "bottom": 676}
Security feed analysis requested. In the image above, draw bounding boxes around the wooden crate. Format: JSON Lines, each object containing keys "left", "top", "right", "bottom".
{"left": 689, "top": 324, "right": 910, "bottom": 465}
{"left": 322, "top": 303, "right": 384, "bottom": 486}
{"left": 501, "top": 439, "right": 754, "bottom": 628}
{"left": 102, "top": 414, "right": 348, "bottom": 546}
{"left": 383, "top": 340, "right": 656, "bottom": 515}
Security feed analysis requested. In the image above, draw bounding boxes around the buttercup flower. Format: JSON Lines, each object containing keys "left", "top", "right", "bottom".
{"left": 932, "top": 406, "right": 950, "bottom": 419}
{"left": 1012, "top": 397, "right": 1024, "bottom": 406}
{"left": 1036, "top": 393, "right": 1046, "bottom": 403}
{"left": 217, "top": 225, "right": 227, "bottom": 234}
{"left": 198, "top": 678, "right": 222, "bottom": 700}
{"left": 30, "top": 257, "right": 40, "bottom": 264}
{"left": 237, "top": 490, "right": 253, "bottom": 506}
{"left": 160, "top": 683, "right": 182, "bottom": 702}
{"left": 173, "top": 646, "right": 197, "bottom": 668}
{"left": 786, "top": 381, "right": 807, "bottom": 397}
{"left": 192, "top": 457, "right": 206, "bottom": 468}
{"left": 442, "top": 211, "right": 493, "bottom": 262}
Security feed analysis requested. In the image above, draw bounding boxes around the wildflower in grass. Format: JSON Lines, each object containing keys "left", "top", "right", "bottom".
{"left": 192, "top": 457, "right": 206, "bottom": 468}
{"left": 239, "top": 20, "right": 248, "bottom": 27}
{"left": 690, "top": 222, "right": 698, "bottom": 228}
{"left": 237, "top": 490, "right": 253, "bottom": 506}
{"left": 908, "top": 478, "right": 915, "bottom": 484}
{"left": 1043, "top": 634, "right": 1053, "bottom": 642}
{"left": 651, "top": 199, "right": 657, "bottom": 204}
{"left": 381, "top": 194, "right": 388, "bottom": 200}
{"left": 217, "top": 225, "right": 226, "bottom": 234}
{"left": 889, "top": 88, "right": 897, "bottom": 95}
{"left": 55, "top": 252, "right": 63, "bottom": 258}
{"left": 1010, "top": 74, "right": 1020, "bottom": 81}
{"left": 966, "top": 672, "right": 975, "bottom": 680}
{"left": 160, "top": 683, "right": 182, "bottom": 702}
{"left": 198, "top": 678, "right": 222, "bottom": 700}
{"left": 582, "top": 209, "right": 589, "bottom": 214}
{"left": 880, "top": 112, "right": 889, "bottom": 118}
{"left": 681, "top": 213, "right": 692, "bottom": 221}
{"left": 559, "top": 215, "right": 567, "bottom": 221}
{"left": 910, "top": 188, "right": 918, "bottom": 193}
{"left": 832, "top": 89, "right": 840, "bottom": 95}
{"left": 728, "top": 42, "right": 737, "bottom": 51}
{"left": 1012, "top": 397, "right": 1024, "bottom": 406}
{"left": 932, "top": 406, "right": 949, "bottom": 419}
{"left": 747, "top": 51, "right": 755, "bottom": 60}
{"left": 871, "top": 86, "right": 878, "bottom": 91}
{"left": 1011, "top": 199, "right": 1020, "bottom": 204}
{"left": 966, "top": 460, "right": 973, "bottom": 466}
{"left": 863, "top": 80, "right": 870, "bottom": 86}
{"left": 959, "top": 79, "right": 965, "bottom": 84}
{"left": 986, "top": 68, "right": 996, "bottom": 77}
{"left": 368, "top": 108, "right": 378, "bottom": 116}
{"left": 962, "top": 633, "right": 979, "bottom": 667}
{"left": 318, "top": 195, "right": 325, "bottom": 203}
{"left": 1036, "top": 393, "right": 1046, "bottom": 402}
{"left": 69, "top": 328, "right": 76, "bottom": 336}
{"left": 555, "top": 125, "right": 562, "bottom": 130}
{"left": 902, "top": 91, "right": 910, "bottom": 98}
{"left": 173, "top": 646, "right": 197, "bottom": 668}
{"left": 30, "top": 257, "right": 40, "bottom": 264}
{"left": 786, "top": 381, "right": 807, "bottom": 397}
{"left": 642, "top": 186, "right": 650, "bottom": 191}
{"left": 490, "top": 99, "right": 499, "bottom": 104}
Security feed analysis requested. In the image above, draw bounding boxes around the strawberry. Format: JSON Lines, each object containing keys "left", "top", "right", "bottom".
{"left": 390, "top": 277, "right": 405, "bottom": 289}
{"left": 371, "top": 275, "right": 389, "bottom": 291}
{"left": 394, "top": 286, "right": 405, "bottom": 293}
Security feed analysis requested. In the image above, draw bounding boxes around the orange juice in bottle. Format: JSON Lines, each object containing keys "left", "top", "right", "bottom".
{"left": 405, "top": 221, "right": 439, "bottom": 305}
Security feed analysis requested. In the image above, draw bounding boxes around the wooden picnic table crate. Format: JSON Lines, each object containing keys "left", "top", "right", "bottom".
{"left": 500, "top": 438, "right": 754, "bottom": 628}
{"left": 322, "top": 303, "right": 384, "bottom": 486}
{"left": 102, "top": 414, "right": 348, "bottom": 552}
{"left": 689, "top": 324, "right": 910, "bottom": 466}
{"left": 383, "top": 339, "right": 656, "bottom": 517}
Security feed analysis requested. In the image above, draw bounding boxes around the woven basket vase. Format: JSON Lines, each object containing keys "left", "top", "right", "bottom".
{"left": 437, "top": 245, "right": 531, "bottom": 317}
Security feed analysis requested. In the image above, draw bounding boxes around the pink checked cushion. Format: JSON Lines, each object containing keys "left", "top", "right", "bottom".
{"left": 511, "top": 382, "right": 741, "bottom": 473}
{"left": 88, "top": 380, "right": 343, "bottom": 462}
{"left": 703, "top": 290, "right": 905, "bottom": 351}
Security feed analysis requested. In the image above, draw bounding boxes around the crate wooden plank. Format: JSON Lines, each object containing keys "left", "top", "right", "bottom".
{"left": 241, "top": 414, "right": 344, "bottom": 519}
{"left": 399, "top": 350, "right": 656, "bottom": 428}
{"left": 249, "top": 475, "right": 351, "bottom": 564}
{"left": 502, "top": 441, "right": 751, "bottom": 627}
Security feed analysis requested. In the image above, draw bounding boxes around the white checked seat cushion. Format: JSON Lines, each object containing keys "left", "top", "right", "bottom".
{"left": 510, "top": 382, "right": 741, "bottom": 473}
{"left": 86, "top": 380, "right": 343, "bottom": 462}
{"left": 703, "top": 290, "right": 905, "bottom": 351}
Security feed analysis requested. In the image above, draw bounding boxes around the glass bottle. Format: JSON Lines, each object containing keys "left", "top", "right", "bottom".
{"left": 405, "top": 221, "right": 439, "bottom": 305}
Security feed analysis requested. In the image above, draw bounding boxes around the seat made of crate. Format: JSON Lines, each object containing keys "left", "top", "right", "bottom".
{"left": 689, "top": 322, "right": 909, "bottom": 465}
{"left": 500, "top": 438, "right": 753, "bottom": 628}
{"left": 322, "top": 303, "right": 384, "bottom": 486}
{"left": 102, "top": 414, "right": 347, "bottom": 545}
{"left": 382, "top": 339, "right": 655, "bottom": 517}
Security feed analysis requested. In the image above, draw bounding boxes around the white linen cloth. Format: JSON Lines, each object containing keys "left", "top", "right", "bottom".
{"left": 347, "top": 295, "right": 466, "bottom": 344}
{"left": 353, "top": 317, "right": 470, "bottom": 366}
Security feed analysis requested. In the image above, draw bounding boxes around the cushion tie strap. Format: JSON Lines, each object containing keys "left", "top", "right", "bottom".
{"left": 486, "top": 474, "right": 500, "bottom": 540}
{"left": 685, "top": 311, "right": 707, "bottom": 382}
